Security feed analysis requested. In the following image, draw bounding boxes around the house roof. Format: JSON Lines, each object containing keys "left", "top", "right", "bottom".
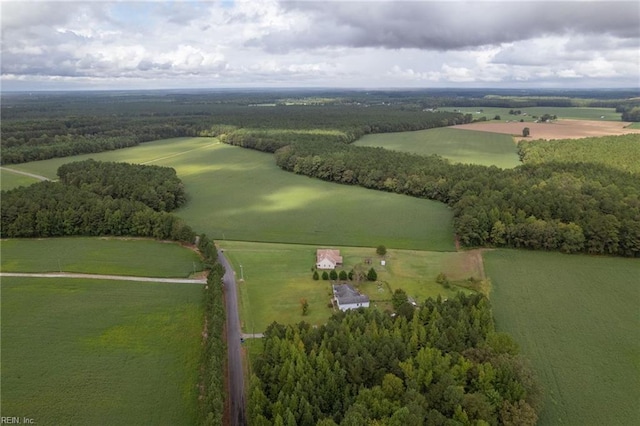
{"left": 317, "top": 249, "right": 343, "bottom": 265}
{"left": 333, "top": 284, "right": 369, "bottom": 305}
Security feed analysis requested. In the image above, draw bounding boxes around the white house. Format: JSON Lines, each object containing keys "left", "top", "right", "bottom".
{"left": 316, "top": 249, "right": 343, "bottom": 270}
{"left": 332, "top": 284, "right": 370, "bottom": 311}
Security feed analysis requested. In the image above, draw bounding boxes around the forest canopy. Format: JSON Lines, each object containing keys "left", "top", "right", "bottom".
{"left": 250, "top": 293, "right": 542, "bottom": 425}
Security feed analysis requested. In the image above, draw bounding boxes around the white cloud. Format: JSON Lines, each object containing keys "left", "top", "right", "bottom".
{"left": 1, "top": 0, "right": 638, "bottom": 90}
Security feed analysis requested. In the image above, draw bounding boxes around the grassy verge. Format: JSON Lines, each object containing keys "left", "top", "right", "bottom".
{"left": 355, "top": 127, "right": 520, "bottom": 168}
{"left": 1, "top": 237, "right": 203, "bottom": 277}
{"left": 218, "top": 241, "right": 484, "bottom": 333}
{"left": 484, "top": 249, "right": 640, "bottom": 425}
{"left": 1, "top": 277, "right": 203, "bottom": 426}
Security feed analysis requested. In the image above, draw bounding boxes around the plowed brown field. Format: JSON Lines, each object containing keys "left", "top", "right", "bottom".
{"left": 454, "top": 119, "right": 640, "bottom": 141}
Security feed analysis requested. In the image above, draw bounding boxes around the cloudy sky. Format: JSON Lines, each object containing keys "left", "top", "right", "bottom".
{"left": 1, "top": 0, "right": 639, "bottom": 91}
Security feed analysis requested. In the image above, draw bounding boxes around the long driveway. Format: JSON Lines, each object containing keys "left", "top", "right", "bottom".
{"left": 217, "top": 249, "right": 246, "bottom": 426}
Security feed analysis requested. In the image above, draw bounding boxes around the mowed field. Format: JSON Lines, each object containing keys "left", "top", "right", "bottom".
{"left": 218, "top": 240, "right": 484, "bottom": 333}
{"left": 3, "top": 137, "right": 455, "bottom": 251}
{"left": 1, "top": 237, "right": 203, "bottom": 277}
{"left": 484, "top": 250, "right": 640, "bottom": 426}
{"left": 1, "top": 277, "right": 203, "bottom": 426}
{"left": 354, "top": 127, "right": 521, "bottom": 168}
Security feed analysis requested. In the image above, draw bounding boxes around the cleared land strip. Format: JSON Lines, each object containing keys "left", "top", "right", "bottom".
{"left": 0, "top": 272, "right": 206, "bottom": 284}
{"left": 0, "top": 166, "right": 51, "bottom": 181}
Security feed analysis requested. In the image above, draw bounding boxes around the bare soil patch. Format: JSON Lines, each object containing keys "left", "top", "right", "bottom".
{"left": 453, "top": 119, "right": 640, "bottom": 141}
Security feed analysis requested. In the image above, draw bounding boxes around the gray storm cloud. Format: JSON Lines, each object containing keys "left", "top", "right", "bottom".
{"left": 258, "top": 1, "right": 640, "bottom": 51}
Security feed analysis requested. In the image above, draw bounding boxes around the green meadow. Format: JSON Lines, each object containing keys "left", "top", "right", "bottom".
{"left": 440, "top": 106, "right": 621, "bottom": 122}
{"left": 1, "top": 277, "right": 203, "bottom": 426}
{"left": 218, "top": 240, "right": 483, "bottom": 333}
{"left": 3, "top": 137, "right": 455, "bottom": 251}
{"left": 484, "top": 250, "right": 640, "bottom": 426}
{"left": 0, "top": 167, "right": 42, "bottom": 190}
{"left": 355, "top": 127, "right": 520, "bottom": 168}
{"left": 1, "top": 237, "right": 203, "bottom": 277}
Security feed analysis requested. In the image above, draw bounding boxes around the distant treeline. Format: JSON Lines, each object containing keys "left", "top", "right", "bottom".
{"left": 250, "top": 293, "right": 542, "bottom": 425}
{"left": 0, "top": 161, "right": 194, "bottom": 241}
{"left": 3, "top": 89, "right": 638, "bottom": 164}
{"left": 271, "top": 141, "right": 640, "bottom": 257}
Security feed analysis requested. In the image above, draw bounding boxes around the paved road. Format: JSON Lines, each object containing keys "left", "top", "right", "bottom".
{"left": 0, "top": 272, "right": 206, "bottom": 284}
{"left": 217, "top": 249, "right": 246, "bottom": 426}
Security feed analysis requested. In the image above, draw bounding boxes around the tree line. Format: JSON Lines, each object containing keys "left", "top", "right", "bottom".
{"left": 58, "top": 159, "right": 187, "bottom": 211}
{"left": 0, "top": 162, "right": 194, "bottom": 242}
{"left": 271, "top": 141, "right": 640, "bottom": 257}
{"left": 249, "top": 292, "right": 541, "bottom": 425}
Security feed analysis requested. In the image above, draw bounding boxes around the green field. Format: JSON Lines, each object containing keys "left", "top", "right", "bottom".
{"left": 440, "top": 106, "right": 621, "bottom": 122}
{"left": 0, "top": 167, "right": 42, "bottom": 190}
{"left": 218, "top": 240, "right": 482, "bottom": 333}
{"left": 355, "top": 127, "right": 520, "bottom": 168}
{"left": 1, "top": 238, "right": 203, "bottom": 277}
{"left": 1, "top": 277, "right": 203, "bottom": 426}
{"left": 4, "top": 137, "right": 455, "bottom": 251}
{"left": 484, "top": 250, "right": 640, "bottom": 426}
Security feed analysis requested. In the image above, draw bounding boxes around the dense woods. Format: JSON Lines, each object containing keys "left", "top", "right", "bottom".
{"left": 0, "top": 162, "right": 194, "bottom": 242}
{"left": 250, "top": 293, "right": 541, "bottom": 425}
{"left": 273, "top": 141, "right": 640, "bottom": 257}
{"left": 518, "top": 134, "right": 640, "bottom": 173}
{"left": 58, "top": 159, "right": 187, "bottom": 211}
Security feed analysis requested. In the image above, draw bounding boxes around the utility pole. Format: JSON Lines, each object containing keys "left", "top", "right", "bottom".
{"left": 239, "top": 264, "right": 244, "bottom": 281}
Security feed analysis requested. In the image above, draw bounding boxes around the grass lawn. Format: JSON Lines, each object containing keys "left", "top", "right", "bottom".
{"left": 218, "top": 240, "right": 483, "bottom": 333}
{"left": 440, "top": 106, "right": 621, "bottom": 122}
{"left": 484, "top": 250, "right": 640, "bottom": 426}
{"left": 4, "top": 138, "right": 455, "bottom": 251}
{"left": 1, "top": 277, "right": 203, "bottom": 426}
{"left": 1, "top": 238, "right": 204, "bottom": 277}
{"left": 355, "top": 127, "right": 520, "bottom": 168}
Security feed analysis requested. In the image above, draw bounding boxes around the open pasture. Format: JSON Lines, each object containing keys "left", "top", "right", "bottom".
{"left": 218, "top": 240, "right": 484, "bottom": 333}
{"left": 454, "top": 118, "right": 640, "bottom": 141}
{"left": 1, "top": 277, "right": 203, "bottom": 426}
{"left": 0, "top": 237, "right": 203, "bottom": 277}
{"left": 355, "top": 127, "right": 520, "bottom": 168}
{"left": 4, "top": 137, "right": 455, "bottom": 251}
{"left": 484, "top": 250, "right": 640, "bottom": 426}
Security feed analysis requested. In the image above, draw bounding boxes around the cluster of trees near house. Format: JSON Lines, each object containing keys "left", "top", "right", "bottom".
{"left": 249, "top": 292, "right": 541, "bottom": 425}
{"left": 0, "top": 161, "right": 194, "bottom": 242}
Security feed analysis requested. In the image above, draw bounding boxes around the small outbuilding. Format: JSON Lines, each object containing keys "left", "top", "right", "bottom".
{"left": 332, "top": 284, "right": 370, "bottom": 311}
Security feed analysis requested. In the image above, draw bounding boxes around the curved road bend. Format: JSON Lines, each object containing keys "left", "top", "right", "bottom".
{"left": 217, "top": 249, "right": 246, "bottom": 426}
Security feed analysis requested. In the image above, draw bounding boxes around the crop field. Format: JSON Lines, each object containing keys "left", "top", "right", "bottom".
{"left": 454, "top": 119, "right": 640, "bottom": 141}
{"left": 441, "top": 106, "right": 622, "bottom": 122}
{"left": 355, "top": 127, "right": 520, "bottom": 168}
{"left": 1, "top": 277, "right": 203, "bottom": 426}
{"left": 0, "top": 237, "right": 203, "bottom": 277}
{"left": 4, "top": 137, "right": 455, "bottom": 251}
{"left": 218, "top": 240, "right": 483, "bottom": 333}
{"left": 484, "top": 250, "right": 640, "bottom": 426}
{"left": 0, "top": 168, "right": 43, "bottom": 190}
